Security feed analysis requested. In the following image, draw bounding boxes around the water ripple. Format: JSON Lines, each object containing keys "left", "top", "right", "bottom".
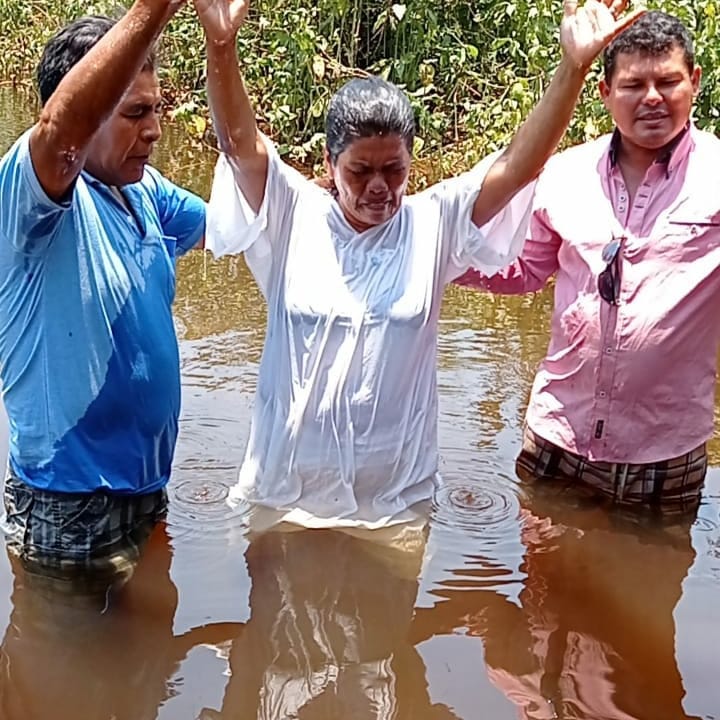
{"left": 693, "top": 516, "right": 720, "bottom": 533}
{"left": 168, "top": 479, "right": 246, "bottom": 541}
{"left": 174, "top": 479, "right": 229, "bottom": 505}
{"left": 431, "top": 480, "right": 521, "bottom": 539}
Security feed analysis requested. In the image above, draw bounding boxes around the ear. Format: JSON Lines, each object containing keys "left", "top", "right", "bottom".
{"left": 599, "top": 77, "right": 612, "bottom": 109}
{"left": 324, "top": 148, "right": 334, "bottom": 179}
{"left": 691, "top": 66, "right": 702, "bottom": 97}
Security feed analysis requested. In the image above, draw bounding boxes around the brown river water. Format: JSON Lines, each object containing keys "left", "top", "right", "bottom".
{"left": 0, "top": 84, "right": 718, "bottom": 720}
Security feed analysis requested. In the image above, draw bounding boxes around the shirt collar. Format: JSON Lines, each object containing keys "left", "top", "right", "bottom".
{"left": 80, "top": 169, "right": 107, "bottom": 189}
{"left": 80, "top": 171, "right": 146, "bottom": 235}
{"left": 608, "top": 123, "right": 693, "bottom": 177}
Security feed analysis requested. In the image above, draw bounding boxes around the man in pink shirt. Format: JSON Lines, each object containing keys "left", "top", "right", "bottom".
{"left": 458, "top": 11, "right": 719, "bottom": 513}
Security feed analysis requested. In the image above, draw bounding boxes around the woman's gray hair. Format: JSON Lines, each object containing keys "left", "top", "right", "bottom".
{"left": 325, "top": 76, "right": 416, "bottom": 163}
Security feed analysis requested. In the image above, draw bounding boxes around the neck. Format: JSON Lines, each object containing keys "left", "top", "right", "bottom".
{"left": 615, "top": 126, "right": 687, "bottom": 176}
{"left": 615, "top": 138, "right": 662, "bottom": 175}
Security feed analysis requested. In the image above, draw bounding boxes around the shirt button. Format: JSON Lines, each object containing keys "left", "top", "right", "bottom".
{"left": 605, "top": 347, "right": 613, "bottom": 354}
{"left": 599, "top": 391, "right": 607, "bottom": 398}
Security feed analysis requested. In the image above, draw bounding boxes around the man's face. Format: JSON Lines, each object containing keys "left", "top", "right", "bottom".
{"left": 600, "top": 45, "right": 701, "bottom": 153}
{"left": 85, "top": 70, "right": 162, "bottom": 187}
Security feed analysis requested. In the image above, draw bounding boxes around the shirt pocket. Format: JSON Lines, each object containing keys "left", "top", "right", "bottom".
{"left": 160, "top": 234, "right": 178, "bottom": 260}
{"left": 661, "top": 219, "right": 720, "bottom": 262}
{"left": 141, "top": 231, "right": 178, "bottom": 302}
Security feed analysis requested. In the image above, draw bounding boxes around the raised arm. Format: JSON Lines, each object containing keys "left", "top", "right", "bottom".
{"left": 472, "top": 0, "right": 643, "bottom": 228}
{"left": 194, "top": 0, "right": 268, "bottom": 212}
{"left": 29, "top": 0, "right": 185, "bottom": 202}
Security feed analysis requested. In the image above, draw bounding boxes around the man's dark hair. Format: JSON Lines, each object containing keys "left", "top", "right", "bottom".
{"left": 325, "top": 76, "right": 416, "bottom": 163}
{"left": 37, "top": 15, "right": 157, "bottom": 106}
{"left": 603, "top": 11, "right": 694, "bottom": 84}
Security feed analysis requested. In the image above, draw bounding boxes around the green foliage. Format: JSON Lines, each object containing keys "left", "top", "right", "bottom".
{"left": 1, "top": 0, "right": 719, "bottom": 175}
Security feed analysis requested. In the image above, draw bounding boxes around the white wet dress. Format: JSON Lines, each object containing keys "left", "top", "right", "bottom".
{"left": 206, "top": 136, "right": 533, "bottom": 529}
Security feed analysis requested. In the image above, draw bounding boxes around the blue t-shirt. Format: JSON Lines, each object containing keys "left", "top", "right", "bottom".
{"left": 0, "top": 131, "right": 205, "bottom": 494}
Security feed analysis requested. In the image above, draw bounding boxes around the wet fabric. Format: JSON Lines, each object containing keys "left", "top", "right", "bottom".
{"left": 0, "top": 130, "right": 205, "bottom": 494}
{"left": 458, "top": 126, "right": 720, "bottom": 464}
{"left": 516, "top": 425, "right": 706, "bottom": 512}
{"left": 206, "top": 135, "right": 534, "bottom": 527}
{"left": 0, "top": 525, "right": 212, "bottom": 720}
{"left": 2, "top": 467, "right": 167, "bottom": 581}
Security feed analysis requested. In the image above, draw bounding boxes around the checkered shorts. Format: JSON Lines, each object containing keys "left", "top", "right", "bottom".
{"left": 516, "top": 426, "right": 706, "bottom": 513}
{"left": 2, "top": 469, "right": 167, "bottom": 582}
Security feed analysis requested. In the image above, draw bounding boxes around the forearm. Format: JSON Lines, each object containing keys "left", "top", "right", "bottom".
{"left": 473, "top": 56, "right": 586, "bottom": 227}
{"left": 455, "top": 259, "right": 551, "bottom": 295}
{"left": 37, "top": 0, "right": 177, "bottom": 151}
{"left": 502, "top": 56, "right": 586, "bottom": 190}
{"left": 456, "top": 219, "right": 560, "bottom": 294}
{"left": 206, "top": 40, "right": 258, "bottom": 158}
{"left": 206, "top": 40, "right": 267, "bottom": 211}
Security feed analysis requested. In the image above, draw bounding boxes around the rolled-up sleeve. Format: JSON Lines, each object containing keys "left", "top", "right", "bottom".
{"left": 452, "top": 163, "right": 563, "bottom": 294}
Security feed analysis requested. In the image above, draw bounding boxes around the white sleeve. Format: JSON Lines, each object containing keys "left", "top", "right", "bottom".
{"left": 436, "top": 150, "right": 537, "bottom": 284}
{"left": 205, "top": 133, "right": 307, "bottom": 295}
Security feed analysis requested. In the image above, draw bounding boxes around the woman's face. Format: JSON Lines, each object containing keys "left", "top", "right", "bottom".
{"left": 326, "top": 134, "right": 411, "bottom": 233}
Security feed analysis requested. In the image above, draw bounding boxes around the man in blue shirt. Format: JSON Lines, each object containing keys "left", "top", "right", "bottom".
{"left": 0, "top": 0, "right": 205, "bottom": 580}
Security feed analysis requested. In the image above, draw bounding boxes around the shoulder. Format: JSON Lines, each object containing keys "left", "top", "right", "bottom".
{"left": 0, "top": 129, "right": 36, "bottom": 182}
{"left": 690, "top": 127, "right": 720, "bottom": 155}
{"left": 135, "top": 165, "right": 205, "bottom": 223}
{"left": 542, "top": 134, "right": 612, "bottom": 176}
{"left": 138, "top": 165, "right": 199, "bottom": 200}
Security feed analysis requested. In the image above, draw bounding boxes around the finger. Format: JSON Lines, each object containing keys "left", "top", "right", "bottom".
{"left": 609, "top": 8, "right": 646, "bottom": 38}
{"left": 585, "top": 4, "right": 604, "bottom": 34}
{"left": 608, "top": 0, "right": 630, "bottom": 18}
{"left": 563, "top": 0, "right": 579, "bottom": 18}
{"left": 576, "top": 0, "right": 604, "bottom": 33}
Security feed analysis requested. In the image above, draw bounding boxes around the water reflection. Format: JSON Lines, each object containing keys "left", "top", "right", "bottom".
{"left": 0, "top": 524, "right": 240, "bottom": 720}
{"left": 421, "top": 488, "right": 711, "bottom": 720}
{"left": 200, "top": 528, "right": 464, "bottom": 720}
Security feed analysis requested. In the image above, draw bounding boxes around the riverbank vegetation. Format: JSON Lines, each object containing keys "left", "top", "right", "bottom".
{"left": 1, "top": 0, "right": 718, "bottom": 180}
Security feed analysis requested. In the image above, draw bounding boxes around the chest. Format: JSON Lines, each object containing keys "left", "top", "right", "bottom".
{"left": 49, "top": 183, "right": 176, "bottom": 309}
{"left": 550, "top": 159, "right": 720, "bottom": 277}
{"left": 281, "top": 204, "right": 441, "bottom": 325}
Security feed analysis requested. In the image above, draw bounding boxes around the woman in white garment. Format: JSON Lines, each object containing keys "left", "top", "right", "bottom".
{"left": 194, "top": 0, "right": 641, "bottom": 530}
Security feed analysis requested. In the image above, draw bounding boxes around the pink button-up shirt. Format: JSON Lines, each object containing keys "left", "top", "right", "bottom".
{"left": 457, "top": 126, "right": 720, "bottom": 463}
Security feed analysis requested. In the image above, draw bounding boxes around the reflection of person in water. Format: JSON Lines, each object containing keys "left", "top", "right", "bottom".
{"left": 202, "top": 528, "right": 459, "bottom": 720}
{"left": 414, "top": 489, "right": 701, "bottom": 720}
{"left": 0, "top": 524, "right": 239, "bottom": 720}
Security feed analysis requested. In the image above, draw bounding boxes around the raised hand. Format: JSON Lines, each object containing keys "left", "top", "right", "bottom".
{"left": 193, "top": 0, "right": 250, "bottom": 44}
{"left": 560, "top": 0, "right": 645, "bottom": 71}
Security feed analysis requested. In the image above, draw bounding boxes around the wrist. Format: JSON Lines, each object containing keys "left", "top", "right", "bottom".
{"left": 558, "top": 53, "right": 592, "bottom": 80}
{"left": 206, "top": 35, "right": 240, "bottom": 53}
{"left": 132, "top": 0, "right": 182, "bottom": 25}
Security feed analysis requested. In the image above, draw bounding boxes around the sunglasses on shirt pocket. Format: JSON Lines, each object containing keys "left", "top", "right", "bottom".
{"left": 598, "top": 236, "right": 624, "bottom": 306}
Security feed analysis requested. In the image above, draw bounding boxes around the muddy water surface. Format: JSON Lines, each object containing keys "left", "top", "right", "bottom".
{"left": 0, "top": 85, "right": 718, "bottom": 720}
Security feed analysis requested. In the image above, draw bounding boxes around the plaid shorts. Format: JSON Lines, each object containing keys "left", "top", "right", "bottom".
{"left": 516, "top": 426, "right": 706, "bottom": 513}
{"left": 1, "top": 469, "right": 167, "bottom": 583}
